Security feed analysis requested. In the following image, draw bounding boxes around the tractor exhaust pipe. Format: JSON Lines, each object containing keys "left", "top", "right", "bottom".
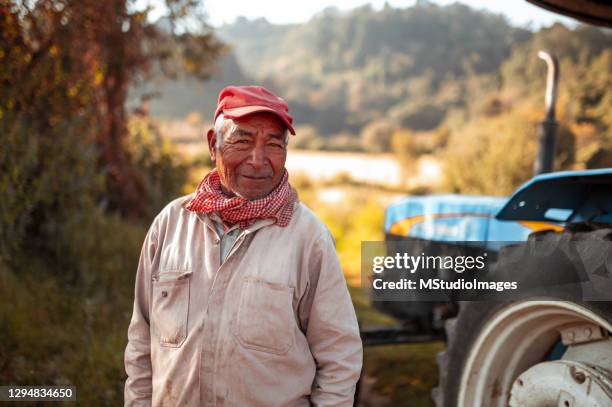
{"left": 533, "top": 50, "right": 559, "bottom": 175}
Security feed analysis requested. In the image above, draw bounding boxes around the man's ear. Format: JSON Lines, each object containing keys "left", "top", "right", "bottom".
{"left": 206, "top": 128, "right": 216, "bottom": 162}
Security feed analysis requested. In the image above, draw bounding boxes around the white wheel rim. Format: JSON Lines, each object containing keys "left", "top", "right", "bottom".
{"left": 457, "top": 301, "right": 612, "bottom": 407}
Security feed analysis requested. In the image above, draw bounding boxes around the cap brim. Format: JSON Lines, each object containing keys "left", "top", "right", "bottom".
{"left": 222, "top": 106, "right": 296, "bottom": 135}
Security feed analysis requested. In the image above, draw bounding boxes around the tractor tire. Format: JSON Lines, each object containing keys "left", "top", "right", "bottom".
{"left": 432, "top": 300, "right": 612, "bottom": 407}
{"left": 432, "top": 226, "right": 612, "bottom": 407}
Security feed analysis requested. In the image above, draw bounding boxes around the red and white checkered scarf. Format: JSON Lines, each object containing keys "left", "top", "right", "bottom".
{"left": 184, "top": 169, "right": 298, "bottom": 228}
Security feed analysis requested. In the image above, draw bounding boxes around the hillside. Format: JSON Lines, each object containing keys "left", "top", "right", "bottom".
{"left": 134, "top": 3, "right": 530, "bottom": 130}
{"left": 217, "top": 3, "right": 531, "bottom": 134}
{"left": 135, "top": 2, "right": 611, "bottom": 163}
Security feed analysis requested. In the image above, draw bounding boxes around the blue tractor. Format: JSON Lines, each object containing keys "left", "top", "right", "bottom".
{"left": 363, "top": 2, "right": 612, "bottom": 406}
{"left": 379, "top": 170, "right": 612, "bottom": 406}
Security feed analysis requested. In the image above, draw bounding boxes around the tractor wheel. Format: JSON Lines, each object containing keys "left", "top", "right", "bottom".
{"left": 433, "top": 227, "right": 612, "bottom": 406}
{"left": 432, "top": 300, "right": 612, "bottom": 407}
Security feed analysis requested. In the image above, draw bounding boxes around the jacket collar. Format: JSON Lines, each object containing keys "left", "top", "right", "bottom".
{"left": 195, "top": 211, "right": 276, "bottom": 236}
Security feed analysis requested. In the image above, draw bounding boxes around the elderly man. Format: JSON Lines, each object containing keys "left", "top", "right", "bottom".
{"left": 124, "top": 85, "right": 363, "bottom": 406}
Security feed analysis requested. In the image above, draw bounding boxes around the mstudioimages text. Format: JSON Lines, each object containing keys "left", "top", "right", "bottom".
{"left": 372, "top": 278, "right": 518, "bottom": 292}
{"left": 371, "top": 252, "right": 488, "bottom": 274}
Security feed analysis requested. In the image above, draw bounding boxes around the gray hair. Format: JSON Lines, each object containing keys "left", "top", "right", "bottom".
{"left": 214, "top": 113, "right": 289, "bottom": 148}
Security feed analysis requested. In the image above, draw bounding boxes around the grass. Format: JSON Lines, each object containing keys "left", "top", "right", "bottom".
{"left": 0, "top": 212, "right": 145, "bottom": 406}
{"left": 349, "top": 285, "right": 444, "bottom": 407}
{"left": 361, "top": 341, "right": 444, "bottom": 407}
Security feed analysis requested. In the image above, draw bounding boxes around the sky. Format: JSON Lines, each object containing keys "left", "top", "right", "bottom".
{"left": 135, "top": 0, "right": 577, "bottom": 30}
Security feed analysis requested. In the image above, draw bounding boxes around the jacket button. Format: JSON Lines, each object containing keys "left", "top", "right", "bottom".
{"left": 214, "top": 238, "right": 220, "bottom": 244}
{"left": 161, "top": 290, "right": 168, "bottom": 298}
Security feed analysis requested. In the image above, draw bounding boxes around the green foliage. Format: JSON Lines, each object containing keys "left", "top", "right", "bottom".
{"left": 0, "top": 6, "right": 102, "bottom": 266}
{"left": 360, "top": 120, "right": 396, "bottom": 153}
{"left": 569, "top": 48, "right": 612, "bottom": 168}
{"left": 2, "top": 0, "right": 222, "bottom": 215}
{"left": 326, "top": 134, "right": 365, "bottom": 152}
{"left": 442, "top": 108, "right": 525, "bottom": 195}
{"left": 0, "top": 113, "right": 103, "bottom": 269}
{"left": 440, "top": 23, "right": 610, "bottom": 195}
{"left": 500, "top": 24, "right": 612, "bottom": 101}
{"left": 442, "top": 105, "right": 576, "bottom": 195}
{"left": 0, "top": 32, "right": 148, "bottom": 397}
{"left": 390, "top": 102, "right": 448, "bottom": 131}
{"left": 496, "top": 24, "right": 611, "bottom": 144}
{"left": 290, "top": 125, "right": 327, "bottom": 150}
{"left": 0, "top": 3, "right": 202, "bottom": 403}
{"left": 0, "top": 212, "right": 145, "bottom": 405}
{"left": 127, "top": 116, "right": 189, "bottom": 218}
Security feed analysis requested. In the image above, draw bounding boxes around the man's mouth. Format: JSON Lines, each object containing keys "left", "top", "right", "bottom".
{"left": 241, "top": 174, "right": 270, "bottom": 180}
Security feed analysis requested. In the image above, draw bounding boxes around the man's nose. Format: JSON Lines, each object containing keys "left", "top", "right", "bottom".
{"left": 246, "top": 144, "right": 266, "bottom": 169}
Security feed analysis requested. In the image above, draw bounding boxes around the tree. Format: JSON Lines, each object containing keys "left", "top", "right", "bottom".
{"left": 2, "top": 0, "right": 223, "bottom": 217}
{"left": 0, "top": 1, "right": 223, "bottom": 263}
{"left": 442, "top": 105, "right": 575, "bottom": 195}
{"left": 360, "top": 119, "right": 396, "bottom": 153}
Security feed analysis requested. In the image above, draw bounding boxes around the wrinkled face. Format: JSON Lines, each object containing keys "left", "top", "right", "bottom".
{"left": 207, "top": 112, "right": 288, "bottom": 200}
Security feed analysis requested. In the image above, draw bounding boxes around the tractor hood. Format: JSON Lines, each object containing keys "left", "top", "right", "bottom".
{"left": 496, "top": 169, "right": 612, "bottom": 223}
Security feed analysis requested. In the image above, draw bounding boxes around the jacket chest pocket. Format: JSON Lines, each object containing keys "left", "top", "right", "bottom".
{"left": 152, "top": 271, "right": 192, "bottom": 348}
{"left": 234, "top": 277, "right": 295, "bottom": 355}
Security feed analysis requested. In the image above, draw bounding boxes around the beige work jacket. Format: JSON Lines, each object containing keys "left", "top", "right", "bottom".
{"left": 124, "top": 194, "right": 363, "bottom": 406}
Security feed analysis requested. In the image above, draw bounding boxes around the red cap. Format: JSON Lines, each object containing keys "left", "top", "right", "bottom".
{"left": 214, "top": 85, "right": 296, "bottom": 135}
